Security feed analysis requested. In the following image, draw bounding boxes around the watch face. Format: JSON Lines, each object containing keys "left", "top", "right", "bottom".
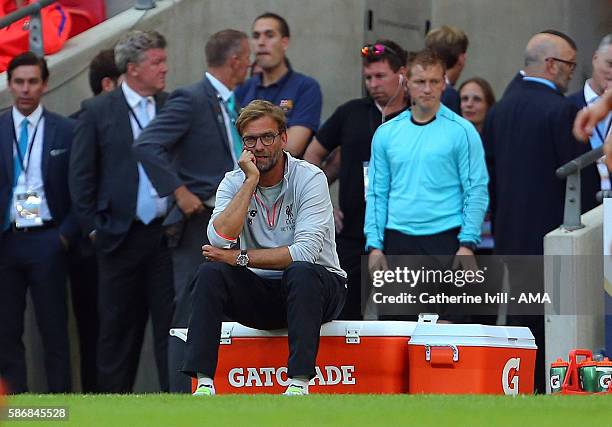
{"left": 236, "top": 254, "right": 249, "bottom": 267}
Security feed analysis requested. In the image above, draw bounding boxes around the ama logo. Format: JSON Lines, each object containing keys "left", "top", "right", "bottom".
{"left": 502, "top": 358, "right": 520, "bottom": 396}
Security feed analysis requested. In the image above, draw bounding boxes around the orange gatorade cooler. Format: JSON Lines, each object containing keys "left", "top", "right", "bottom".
{"left": 171, "top": 320, "right": 416, "bottom": 394}
{"left": 408, "top": 318, "right": 536, "bottom": 395}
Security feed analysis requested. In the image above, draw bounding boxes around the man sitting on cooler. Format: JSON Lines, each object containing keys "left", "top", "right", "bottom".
{"left": 181, "top": 100, "right": 347, "bottom": 396}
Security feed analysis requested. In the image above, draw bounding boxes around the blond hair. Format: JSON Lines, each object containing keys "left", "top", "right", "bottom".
{"left": 425, "top": 25, "right": 468, "bottom": 69}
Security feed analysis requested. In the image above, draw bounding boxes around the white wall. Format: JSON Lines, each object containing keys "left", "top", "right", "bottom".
{"left": 431, "top": 0, "right": 612, "bottom": 99}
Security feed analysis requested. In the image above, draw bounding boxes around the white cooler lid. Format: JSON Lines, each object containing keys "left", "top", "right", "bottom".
{"left": 170, "top": 318, "right": 535, "bottom": 349}
{"left": 222, "top": 320, "right": 418, "bottom": 338}
{"left": 170, "top": 320, "right": 417, "bottom": 342}
{"left": 408, "top": 322, "right": 536, "bottom": 349}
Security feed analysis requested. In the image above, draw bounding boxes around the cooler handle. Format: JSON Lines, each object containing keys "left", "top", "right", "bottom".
{"left": 562, "top": 349, "right": 593, "bottom": 392}
{"left": 425, "top": 344, "right": 459, "bottom": 367}
{"left": 418, "top": 313, "right": 439, "bottom": 324}
{"left": 220, "top": 323, "right": 235, "bottom": 345}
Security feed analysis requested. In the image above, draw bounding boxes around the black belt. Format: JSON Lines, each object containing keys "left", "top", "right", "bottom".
{"left": 10, "top": 220, "right": 56, "bottom": 233}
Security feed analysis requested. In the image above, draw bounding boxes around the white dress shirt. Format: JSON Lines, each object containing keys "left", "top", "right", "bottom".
{"left": 11, "top": 104, "right": 52, "bottom": 222}
{"left": 205, "top": 72, "right": 239, "bottom": 167}
{"left": 584, "top": 81, "right": 612, "bottom": 190}
{"left": 121, "top": 82, "right": 168, "bottom": 218}
{"left": 584, "top": 81, "right": 612, "bottom": 148}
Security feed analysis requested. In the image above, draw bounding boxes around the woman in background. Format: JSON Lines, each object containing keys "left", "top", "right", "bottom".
{"left": 459, "top": 76, "right": 496, "bottom": 133}
{"left": 460, "top": 77, "right": 496, "bottom": 253}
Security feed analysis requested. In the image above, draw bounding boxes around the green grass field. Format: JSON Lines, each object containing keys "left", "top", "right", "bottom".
{"left": 2, "top": 394, "right": 611, "bottom": 427}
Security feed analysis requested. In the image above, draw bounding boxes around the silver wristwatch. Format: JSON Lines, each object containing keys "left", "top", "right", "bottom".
{"left": 236, "top": 249, "right": 249, "bottom": 267}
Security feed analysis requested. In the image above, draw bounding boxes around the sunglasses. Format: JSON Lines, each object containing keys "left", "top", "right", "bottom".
{"left": 361, "top": 43, "right": 399, "bottom": 58}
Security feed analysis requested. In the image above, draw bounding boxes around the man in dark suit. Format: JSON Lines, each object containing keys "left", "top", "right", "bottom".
{"left": 425, "top": 25, "right": 468, "bottom": 114}
{"left": 69, "top": 30, "right": 174, "bottom": 393}
{"left": 484, "top": 30, "right": 581, "bottom": 255}
{"left": 133, "top": 29, "right": 251, "bottom": 393}
{"left": 66, "top": 48, "right": 120, "bottom": 393}
{"left": 0, "top": 52, "right": 78, "bottom": 394}
{"left": 567, "top": 34, "right": 612, "bottom": 213}
{"left": 483, "top": 30, "right": 581, "bottom": 393}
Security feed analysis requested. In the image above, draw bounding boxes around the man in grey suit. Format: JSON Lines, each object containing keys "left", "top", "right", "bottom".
{"left": 133, "top": 29, "right": 251, "bottom": 392}
{"left": 70, "top": 30, "right": 174, "bottom": 392}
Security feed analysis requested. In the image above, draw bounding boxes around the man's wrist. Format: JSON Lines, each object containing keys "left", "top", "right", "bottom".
{"left": 173, "top": 185, "right": 188, "bottom": 199}
{"left": 244, "top": 176, "right": 259, "bottom": 186}
{"left": 459, "top": 241, "right": 477, "bottom": 251}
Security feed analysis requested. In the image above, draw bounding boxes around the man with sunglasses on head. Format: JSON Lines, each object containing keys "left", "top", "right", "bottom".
{"left": 235, "top": 12, "right": 322, "bottom": 157}
{"left": 182, "top": 100, "right": 346, "bottom": 396}
{"left": 304, "top": 40, "right": 409, "bottom": 320}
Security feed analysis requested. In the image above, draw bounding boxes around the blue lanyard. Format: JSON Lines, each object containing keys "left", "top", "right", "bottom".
{"left": 593, "top": 115, "right": 612, "bottom": 145}
{"left": 12, "top": 116, "right": 42, "bottom": 177}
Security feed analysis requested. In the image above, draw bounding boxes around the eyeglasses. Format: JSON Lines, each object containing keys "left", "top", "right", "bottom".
{"left": 546, "top": 57, "right": 577, "bottom": 71}
{"left": 361, "top": 43, "right": 399, "bottom": 58}
{"left": 242, "top": 132, "right": 281, "bottom": 148}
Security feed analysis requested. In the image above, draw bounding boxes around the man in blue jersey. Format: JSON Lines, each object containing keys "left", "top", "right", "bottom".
{"left": 235, "top": 13, "right": 322, "bottom": 157}
{"left": 364, "top": 49, "right": 488, "bottom": 316}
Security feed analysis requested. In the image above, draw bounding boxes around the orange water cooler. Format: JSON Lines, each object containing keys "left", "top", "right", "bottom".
{"left": 407, "top": 319, "right": 537, "bottom": 395}
{"left": 173, "top": 321, "right": 416, "bottom": 394}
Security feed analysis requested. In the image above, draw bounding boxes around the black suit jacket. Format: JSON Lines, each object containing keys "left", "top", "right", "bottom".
{"left": 0, "top": 108, "right": 79, "bottom": 243}
{"left": 483, "top": 79, "right": 583, "bottom": 255}
{"left": 567, "top": 88, "right": 606, "bottom": 213}
{"left": 132, "top": 76, "right": 235, "bottom": 227}
{"left": 69, "top": 88, "right": 168, "bottom": 253}
{"left": 441, "top": 85, "right": 461, "bottom": 114}
{"left": 502, "top": 72, "right": 524, "bottom": 97}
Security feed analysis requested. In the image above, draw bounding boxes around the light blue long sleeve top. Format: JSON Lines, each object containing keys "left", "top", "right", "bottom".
{"left": 364, "top": 104, "right": 489, "bottom": 250}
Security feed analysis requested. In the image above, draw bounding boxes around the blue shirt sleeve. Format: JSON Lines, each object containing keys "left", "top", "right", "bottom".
{"left": 364, "top": 126, "right": 391, "bottom": 250}
{"left": 288, "top": 77, "right": 322, "bottom": 132}
{"left": 456, "top": 124, "right": 489, "bottom": 244}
